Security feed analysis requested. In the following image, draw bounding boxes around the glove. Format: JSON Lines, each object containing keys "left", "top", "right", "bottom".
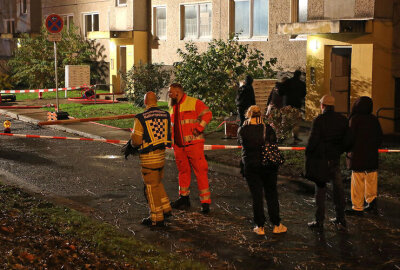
{"left": 121, "top": 139, "right": 139, "bottom": 160}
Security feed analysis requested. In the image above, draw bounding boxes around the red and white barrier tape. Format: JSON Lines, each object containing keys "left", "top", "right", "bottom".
{"left": 0, "top": 133, "right": 399, "bottom": 153}
{"left": 0, "top": 85, "right": 93, "bottom": 94}
{"left": 0, "top": 133, "right": 128, "bottom": 145}
{"left": 0, "top": 104, "right": 56, "bottom": 109}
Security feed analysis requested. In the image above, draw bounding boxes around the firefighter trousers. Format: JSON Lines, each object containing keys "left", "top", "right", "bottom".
{"left": 141, "top": 164, "right": 172, "bottom": 222}
{"left": 173, "top": 143, "right": 211, "bottom": 204}
{"left": 351, "top": 171, "right": 378, "bottom": 211}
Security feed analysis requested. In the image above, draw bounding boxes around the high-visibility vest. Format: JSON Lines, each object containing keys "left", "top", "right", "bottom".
{"left": 170, "top": 94, "right": 212, "bottom": 146}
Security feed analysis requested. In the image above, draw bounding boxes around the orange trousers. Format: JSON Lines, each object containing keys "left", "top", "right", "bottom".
{"left": 173, "top": 143, "right": 211, "bottom": 204}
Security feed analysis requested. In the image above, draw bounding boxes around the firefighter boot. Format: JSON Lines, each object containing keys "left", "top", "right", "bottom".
{"left": 201, "top": 203, "right": 210, "bottom": 214}
{"left": 171, "top": 195, "right": 190, "bottom": 210}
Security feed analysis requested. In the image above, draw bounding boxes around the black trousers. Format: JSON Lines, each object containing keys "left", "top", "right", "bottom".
{"left": 315, "top": 159, "right": 345, "bottom": 223}
{"left": 238, "top": 108, "right": 247, "bottom": 127}
{"left": 244, "top": 165, "right": 281, "bottom": 227}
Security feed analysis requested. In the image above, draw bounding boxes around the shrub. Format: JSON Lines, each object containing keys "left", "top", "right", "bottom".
{"left": 122, "top": 63, "right": 171, "bottom": 107}
{"left": 0, "top": 73, "right": 12, "bottom": 90}
{"left": 265, "top": 106, "right": 302, "bottom": 141}
{"left": 8, "top": 23, "right": 108, "bottom": 89}
{"left": 174, "top": 35, "right": 277, "bottom": 116}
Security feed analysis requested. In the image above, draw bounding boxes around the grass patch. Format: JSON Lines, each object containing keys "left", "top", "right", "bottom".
{"left": 0, "top": 183, "right": 206, "bottom": 269}
{"left": 14, "top": 89, "right": 109, "bottom": 101}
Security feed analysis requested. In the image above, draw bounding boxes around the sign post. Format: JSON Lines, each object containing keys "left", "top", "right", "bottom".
{"left": 45, "top": 14, "right": 64, "bottom": 113}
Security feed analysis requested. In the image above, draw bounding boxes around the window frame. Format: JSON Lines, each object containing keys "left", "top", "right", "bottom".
{"left": 20, "top": 0, "right": 28, "bottom": 15}
{"left": 232, "top": 0, "right": 269, "bottom": 40}
{"left": 180, "top": 2, "right": 212, "bottom": 41}
{"left": 82, "top": 12, "right": 100, "bottom": 37}
{"left": 153, "top": 5, "right": 167, "bottom": 40}
{"left": 4, "top": 19, "right": 15, "bottom": 34}
{"left": 116, "top": 0, "right": 127, "bottom": 7}
{"left": 61, "top": 14, "right": 74, "bottom": 31}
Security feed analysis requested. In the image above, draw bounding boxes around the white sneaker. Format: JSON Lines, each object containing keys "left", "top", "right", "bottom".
{"left": 253, "top": 226, "right": 265, "bottom": 235}
{"left": 273, "top": 223, "right": 287, "bottom": 234}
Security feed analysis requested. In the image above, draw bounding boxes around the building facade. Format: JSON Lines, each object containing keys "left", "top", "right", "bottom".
{"left": 41, "top": 0, "right": 151, "bottom": 93}
{"left": 150, "top": 0, "right": 307, "bottom": 71}
{"left": 278, "top": 0, "right": 400, "bottom": 133}
{"left": 0, "top": 0, "right": 42, "bottom": 60}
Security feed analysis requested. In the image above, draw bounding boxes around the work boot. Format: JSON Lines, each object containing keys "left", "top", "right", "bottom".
{"left": 345, "top": 209, "right": 364, "bottom": 216}
{"left": 330, "top": 218, "right": 347, "bottom": 232}
{"left": 141, "top": 217, "right": 165, "bottom": 227}
{"left": 364, "top": 199, "right": 377, "bottom": 212}
{"left": 200, "top": 203, "right": 210, "bottom": 214}
{"left": 171, "top": 196, "right": 190, "bottom": 210}
{"left": 307, "top": 221, "right": 323, "bottom": 231}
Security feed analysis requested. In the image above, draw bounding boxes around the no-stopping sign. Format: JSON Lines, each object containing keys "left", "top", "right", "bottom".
{"left": 46, "top": 14, "right": 64, "bottom": 33}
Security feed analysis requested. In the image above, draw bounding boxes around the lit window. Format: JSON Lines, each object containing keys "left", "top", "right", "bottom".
{"left": 4, "top": 20, "right": 15, "bottom": 34}
{"left": 298, "top": 0, "right": 307, "bottom": 22}
{"left": 292, "top": 0, "right": 307, "bottom": 23}
{"left": 21, "top": 0, "right": 28, "bottom": 14}
{"left": 62, "top": 15, "right": 74, "bottom": 30}
{"left": 117, "top": 0, "right": 127, "bottom": 6}
{"left": 84, "top": 13, "right": 99, "bottom": 36}
{"left": 233, "top": 0, "right": 268, "bottom": 38}
{"left": 154, "top": 6, "right": 166, "bottom": 40}
{"left": 182, "top": 3, "right": 212, "bottom": 39}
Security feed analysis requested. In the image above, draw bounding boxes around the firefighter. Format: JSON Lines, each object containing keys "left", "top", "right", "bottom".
{"left": 168, "top": 83, "right": 212, "bottom": 214}
{"left": 131, "top": 91, "right": 172, "bottom": 227}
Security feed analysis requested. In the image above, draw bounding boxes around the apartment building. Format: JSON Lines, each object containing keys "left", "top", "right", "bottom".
{"left": 41, "top": 0, "right": 151, "bottom": 93}
{"left": 278, "top": 0, "right": 400, "bottom": 133}
{"left": 0, "top": 0, "right": 42, "bottom": 59}
{"left": 150, "top": 0, "right": 307, "bottom": 70}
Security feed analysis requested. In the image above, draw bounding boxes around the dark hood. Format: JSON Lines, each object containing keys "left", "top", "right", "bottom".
{"left": 351, "top": 96, "right": 373, "bottom": 116}
{"left": 245, "top": 75, "right": 253, "bottom": 86}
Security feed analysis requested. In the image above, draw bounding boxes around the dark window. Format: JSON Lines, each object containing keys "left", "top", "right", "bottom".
{"left": 395, "top": 78, "right": 400, "bottom": 132}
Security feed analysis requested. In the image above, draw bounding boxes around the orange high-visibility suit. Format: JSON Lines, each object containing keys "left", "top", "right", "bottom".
{"left": 170, "top": 94, "right": 212, "bottom": 204}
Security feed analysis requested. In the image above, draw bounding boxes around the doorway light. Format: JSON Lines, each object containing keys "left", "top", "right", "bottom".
{"left": 309, "top": 39, "right": 320, "bottom": 52}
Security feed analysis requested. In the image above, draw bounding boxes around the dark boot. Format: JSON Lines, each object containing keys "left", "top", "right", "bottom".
{"left": 201, "top": 203, "right": 210, "bottom": 214}
{"left": 171, "top": 196, "right": 190, "bottom": 210}
{"left": 307, "top": 221, "right": 323, "bottom": 231}
{"left": 330, "top": 218, "right": 347, "bottom": 231}
{"left": 345, "top": 209, "right": 364, "bottom": 216}
{"left": 141, "top": 217, "right": 165, "bottom": 227}
{"left": 364, "top": 199, "right": 377, "bottom": 212}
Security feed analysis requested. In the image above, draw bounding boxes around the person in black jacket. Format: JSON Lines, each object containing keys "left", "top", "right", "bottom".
{"left": 278, "top": 70, "right": 306, "bottom": 142}
{"left": 266, "top": 77, "right": 287, "bottom": 116}
{"left": 345, "top": 96, "right": 382, "bottom": 215}
{"left": 236, "top": 75, "right": 256, "bottom": 126}
{"left": 237, "top": 105, "right": 287, "bottom": 236}
{"left": 306, "top": 95, "right": 351, "bottom": 231}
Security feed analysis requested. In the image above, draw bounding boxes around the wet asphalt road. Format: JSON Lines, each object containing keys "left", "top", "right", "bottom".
{"left": 0, "top": 116, "right": 399, "bottom": 270}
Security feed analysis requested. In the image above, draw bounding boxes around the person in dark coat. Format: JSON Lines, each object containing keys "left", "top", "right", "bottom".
{"left": 237, "top": 105, "right": 287, "bottom": 236}
{"left": 278, "top": 70, "right": 306, "bottom": 142}
{"left": 306, "top": 95, "right": 352, "bottom": 231}
{"left": 345, "top": 96, "right": 382, "bottom": 215}
{"left": 236, "top": 75, "right": 256, "bottom": 126}
{"left": 266, "top": 77, "right": 287, "bottom": 116}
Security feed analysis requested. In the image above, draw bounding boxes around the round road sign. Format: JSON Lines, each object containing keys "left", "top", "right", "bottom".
{"left": 46, "top": 14, "right": 64, "bottom": 34}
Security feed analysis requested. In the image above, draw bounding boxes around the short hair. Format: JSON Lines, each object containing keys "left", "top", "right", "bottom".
{"left": 245, "top": 105, "right": 262, "bottom": 119}
{"left": 294, "top": 70, "right": 302, "bottom": 78}
{"left": 169, "top": 83, "right": 183, "bottom": 90}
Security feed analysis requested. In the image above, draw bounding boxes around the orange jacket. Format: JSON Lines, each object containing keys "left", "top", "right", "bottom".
{"left": 170, "top": 94, "right": 212, "bottom": 146}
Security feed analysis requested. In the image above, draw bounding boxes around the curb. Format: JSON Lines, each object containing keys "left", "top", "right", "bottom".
{"left": 0, "top": 109, "right": 106, "bottom": 140}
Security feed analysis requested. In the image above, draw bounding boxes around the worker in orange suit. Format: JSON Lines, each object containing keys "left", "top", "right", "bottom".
{"left": 168, "top": 83, "right": 213, "bottom": 214}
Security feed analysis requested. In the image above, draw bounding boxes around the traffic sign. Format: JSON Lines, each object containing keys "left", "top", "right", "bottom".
{"left": 45, "top": 14, "right": 64, "bottom": 34}
{"left": 47, "top": 33, "right": 62, "bottom": 42}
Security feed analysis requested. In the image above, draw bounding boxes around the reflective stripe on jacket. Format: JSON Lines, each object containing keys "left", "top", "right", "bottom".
{"left": 170, "top": 94, "right": 212, "bottom": 146}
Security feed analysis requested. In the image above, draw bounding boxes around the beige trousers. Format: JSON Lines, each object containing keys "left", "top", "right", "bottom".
{"left": 351, "top": 171, "right": 378, "bottom": 211}
{"left": 141, "top": 164, "right": 172, "bottom": 223}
